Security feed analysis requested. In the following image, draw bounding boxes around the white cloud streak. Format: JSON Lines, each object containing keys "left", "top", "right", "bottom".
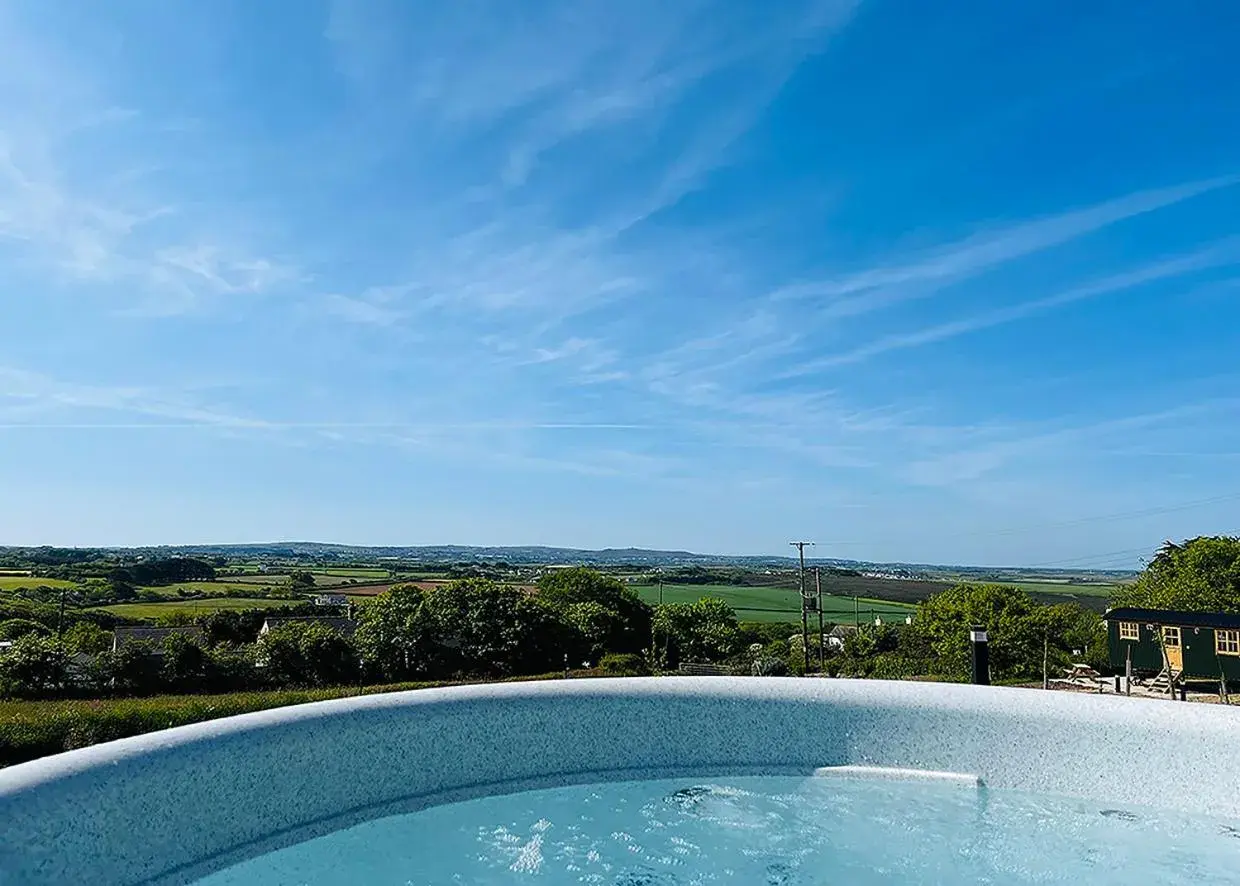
{"left": 784, "top": 239, "right": 1240, "bottom": 375}
{"left": 770, "top": 174, "right": 1240, "bottom": 319}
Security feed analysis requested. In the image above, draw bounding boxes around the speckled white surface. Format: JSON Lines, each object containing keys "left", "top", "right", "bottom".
{"left": 1, "top": 678, "right": 1238, "bottom": 885}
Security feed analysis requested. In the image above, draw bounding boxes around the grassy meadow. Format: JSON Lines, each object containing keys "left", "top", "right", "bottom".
{"left": 90, "top": 598, "right": 303, "bottom": 619}
{"left": 628, "top": 583, "right": 914, "bottom": 624}
{"left": 0, "top": 576, "right": 81, "bottom": 591}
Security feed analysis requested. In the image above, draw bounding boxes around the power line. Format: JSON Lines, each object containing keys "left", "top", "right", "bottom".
{"left": 820, "top": 490, "right": 1240, "bottom": 547}
{"left": 1028, "top": 545, "right": 1158, "bottom": 569}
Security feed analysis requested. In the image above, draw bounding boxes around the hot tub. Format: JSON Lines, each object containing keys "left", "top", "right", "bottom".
{"left": 1, "top": 678, "right": 1237, "bottom": 884}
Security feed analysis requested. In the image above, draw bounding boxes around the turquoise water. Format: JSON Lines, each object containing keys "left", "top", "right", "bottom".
{"left": 196, "top": 775, "right": 1240, "bottom": 884}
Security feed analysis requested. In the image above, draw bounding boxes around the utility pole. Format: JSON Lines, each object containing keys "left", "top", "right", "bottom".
{"left": 790, "top": 542, "right": 814, "bottom": 675}
{"left": 815, "top": 567, "right": 825, "bottom": 674}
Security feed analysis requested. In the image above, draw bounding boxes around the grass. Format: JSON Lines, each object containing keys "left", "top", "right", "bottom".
{"left": 0, "top": 672, "right": 595, "bottom": 768}
{"left": 1006, "top": 581, "right": 1117, "bottom": 598}
{"left": 629, "top": 583, "right": 914, "bottom": 624}
{"left": 137, "top": 581, "right": 283, "bottom": 596}
{"left": 312, "top": 567, "right": 391, "bottom": 579}
{"left": 89, "top": 598, "right": 304, "bottom": 619}
{"left": 0, "top": 577, "right": 80, "bottom": 590}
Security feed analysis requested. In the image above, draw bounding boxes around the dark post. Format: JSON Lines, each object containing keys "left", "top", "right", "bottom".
{"left": 970, "top": 625, "right": 990, "bottom": 686}
{"left": 791, "top": 542, "right": 813, "bottom": 675}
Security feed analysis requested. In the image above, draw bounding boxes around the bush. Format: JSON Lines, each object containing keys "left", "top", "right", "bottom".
{"left": 0, "top": 635, "right": 67, "bottom": 698}
{"left": 0, "top": 619, "right": 51, "bottom": 641}
{"left": 751, "top": 657, "right": 789, "bottom": 676}
{"left": 255, "top": 623, "right": 359, "bottom": 687}
{"left": 599, "top": 653, "right": 649, "bottom": 676}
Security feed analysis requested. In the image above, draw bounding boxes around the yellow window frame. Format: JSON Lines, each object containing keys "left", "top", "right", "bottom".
{"left": 1118, "top": 622, "right": 1139, "bottom": 641}
{"left": 1216, "top": 629, "right": 1240, "bottom": 656}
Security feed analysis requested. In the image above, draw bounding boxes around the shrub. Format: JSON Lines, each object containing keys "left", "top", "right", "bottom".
{"left": 751, "top": 657, "right": 789, "bottom": 676}
{"left": 599, "top": 653, "right": 649, "bottom": 676}
{"left": 0, "top": 619, "right": 51, "bottom": 641}
{"left": 0, "top": 635, "right": 67, "bottom": 698}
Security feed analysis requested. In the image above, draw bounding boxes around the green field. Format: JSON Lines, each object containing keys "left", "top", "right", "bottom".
{"left": 90, "top": 598, "right": 303, "bottom": 619}
{"left": 1007, "top": 580, "right": 1117, "bottom": 598}
{"left": 313, "top": 567, "right": 390, "bottom": 579}
{"left": 137, "top": 581, "right": 284, "bottom": 596}
{"left": 629, "top": 583, "right": 914, "bottom": 624}
{"left": 0, "top": 577, "right": 80, "bottom": 590}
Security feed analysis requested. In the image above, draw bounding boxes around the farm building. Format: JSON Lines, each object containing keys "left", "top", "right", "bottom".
{"left": 1104, "top": 607, "right": 1240, "bottom": 681}
{"left": 257, "top": 615, "right": 358, "bottom": 640}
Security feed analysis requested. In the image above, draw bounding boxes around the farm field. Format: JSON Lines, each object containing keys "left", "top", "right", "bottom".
{"left": 1006, "top": 580, "right": 1117, "bottom": 598}
{"left": 313, "top": 567, "right": 391, "bottom": 579}
{"left": 339, "top": 583, "right": 396, "bottom": 597}
{"left": 628, "top": 583, "right": 914, "bottom": 624}
{"left": 0, "top": 576, "right": 80, "bottom": 590}
{"left": 136, "top": 581, "right": 281, "bottom": 597}
{"left": 339, "top": 579, "right": 492, "bottom": 598}
{"left": 90, "top": 598, "right": 303, "bottom": 619}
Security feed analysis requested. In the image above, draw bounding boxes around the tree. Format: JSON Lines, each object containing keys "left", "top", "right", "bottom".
{"left": 297, "top": 623, "right": 359, "bottom": 686}
{"left": 111, "top": 641, "right": 163, "bottom": 695}
{"left": 0, "top": 619, "right": 52, "bottom": 641}
{"left": 0, "top": 634, "right": 67, "bottom": 698}
{"left": 422, "top": 579, "right": 571, "bottom": 677}
{"left": 355, "top": 584, "right": 433, "bottom": 681}
{"left": 199, "top": 610, "right": 269, "bottom": 647}
{"left": 110, "top": 558, "right": 216, "bottom": 588}
{"left": 161, "top": 633, "right": 208, "bottom": 689}
{"left": 204, "top": 644, "right": 261, "bottom": 693}
{"left": 913, "top": 584, "right": 1101, "bottom": 682}
{"left": 255, "top": 622, "right": 358, "bottom": 687}
{"left": 288, "top": 570, "right": 317, "bottom": 591}
{"left": 563, "top": 601, "right": 617, "bottom": 661}
{"left": 536, "top": 567, "right": 652, "bottom": 654}
{"left": 62, "top": 621, "right": 111, "bottom": 655}
{"left": 652, "top": 597, "right": 740, "bottom": 666}
{"left": 255, "top": 625, "right": 309, "bottom": 686}
{"left": 1112, "top": 536, "right": 1240, "bottom": 612}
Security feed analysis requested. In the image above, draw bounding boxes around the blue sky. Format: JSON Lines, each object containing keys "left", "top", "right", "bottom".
{"left": 2, "top": 1, "right": 1239, "bottom": 567}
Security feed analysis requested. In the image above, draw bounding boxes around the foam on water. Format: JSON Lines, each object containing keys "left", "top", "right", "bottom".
{"left": 194, "top": 775, "right": 1240, "bottom": 885}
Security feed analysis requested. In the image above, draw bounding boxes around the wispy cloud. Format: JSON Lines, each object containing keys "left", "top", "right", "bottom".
{"left": 0, "top": 367, "right": 270, "bottom": 429}
{"left": 902, "top": 398, "right": 1240, "bottom": 487}
{"left": 783, "top": 238, "right": 1240, "bottom": 375}
{"left": 327, "top": 0, "right": 857, "bottom": 196}
{"left": 769, "top": 174, "right": 1240, "bottom": 318}
{"left": 0, "top": 16, "right": 297, "bottom": 316}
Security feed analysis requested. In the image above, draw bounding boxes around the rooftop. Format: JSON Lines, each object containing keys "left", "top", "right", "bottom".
{"left": 1103, "top": 607, "right": 1240, "bottom": 630}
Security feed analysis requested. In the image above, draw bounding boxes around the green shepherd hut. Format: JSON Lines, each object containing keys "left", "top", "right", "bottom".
{"left": 1104, "top": 607, "right": 1240, "bottom": 684}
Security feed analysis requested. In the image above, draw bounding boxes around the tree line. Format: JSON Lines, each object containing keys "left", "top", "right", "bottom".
{"left": 3, "top": 537, "right": 1237, "bottom": 701}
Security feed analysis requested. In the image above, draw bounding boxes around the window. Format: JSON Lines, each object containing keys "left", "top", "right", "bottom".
{"left": 1118, "top": 622, "right": 1139, "bottom": 641}
{"left": 1162, "top": 626, "right": 1181, "bottom": 647}
{"left": 1217, "top": 630, "right": 1240, "bottom": 656}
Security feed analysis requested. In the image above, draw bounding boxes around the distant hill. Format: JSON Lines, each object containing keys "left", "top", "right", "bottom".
{"left": 0, "top": 542, "right": 1136, "bottom": 580}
